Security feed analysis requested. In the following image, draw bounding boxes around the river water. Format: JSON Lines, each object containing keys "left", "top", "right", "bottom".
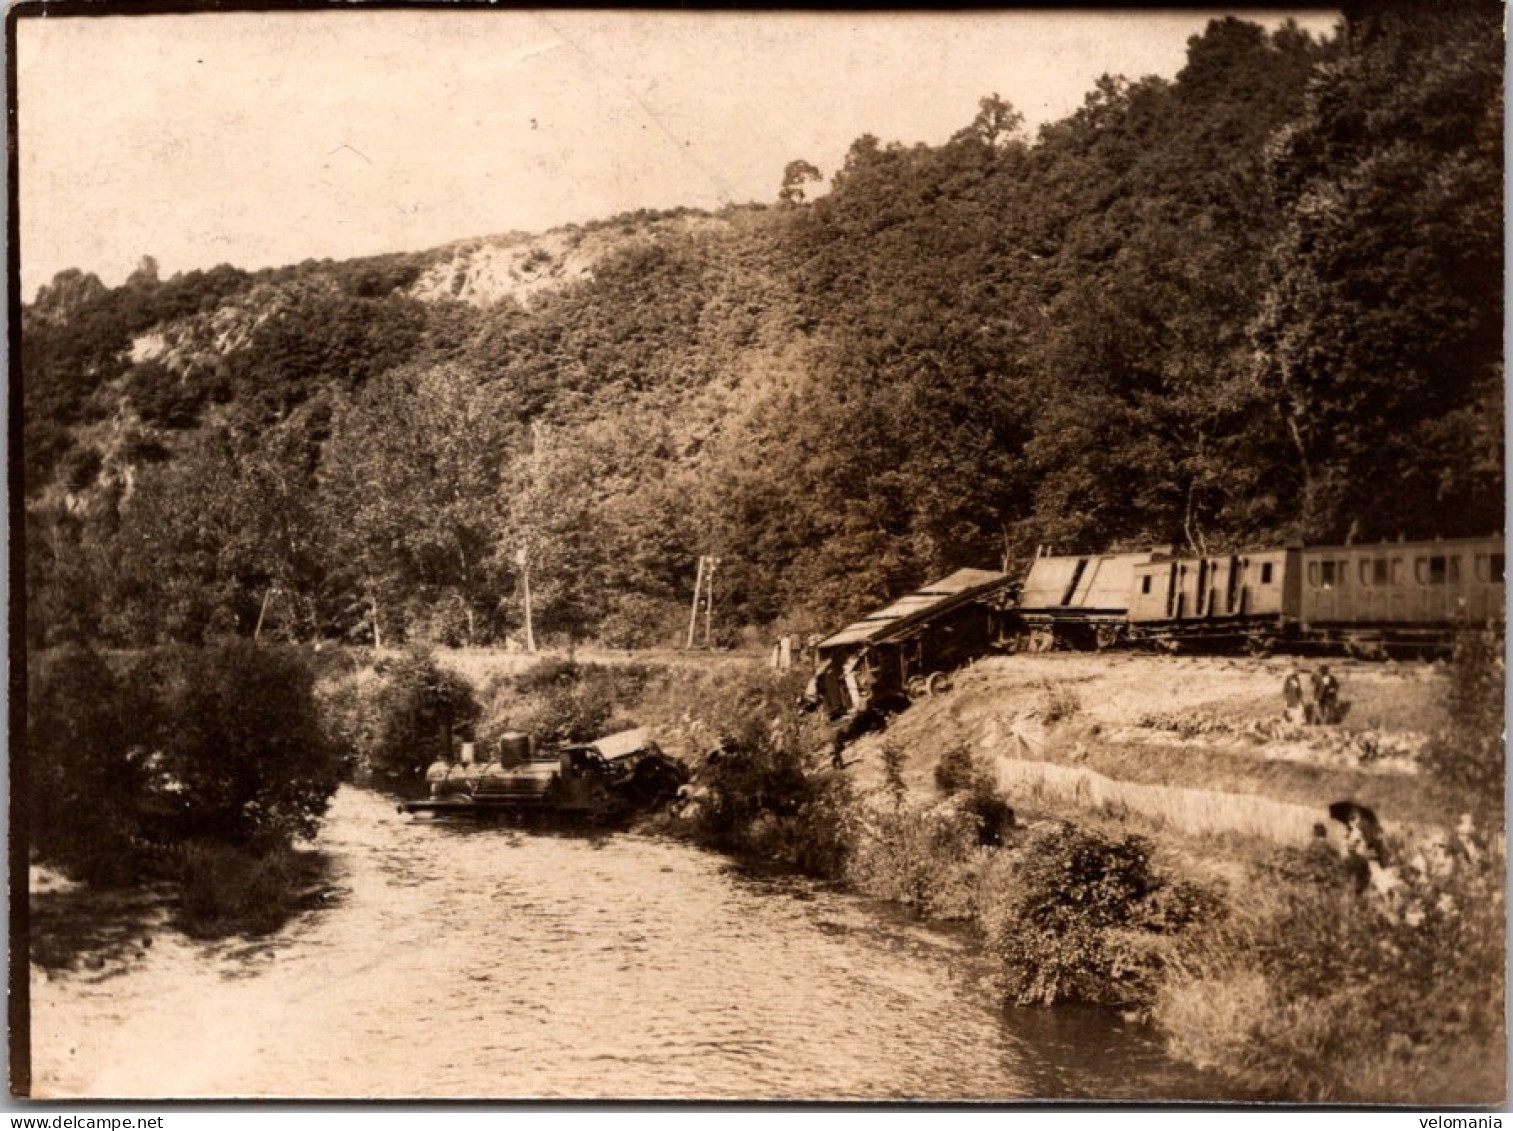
{"left": 29, "top": 787, "right": 1223, "bottom": 1100}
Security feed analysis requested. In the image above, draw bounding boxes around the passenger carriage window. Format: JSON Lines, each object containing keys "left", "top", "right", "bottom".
{"left": 1140, "top": 576, "right": 1152, "bottom": 595}
{"left": 1307, "top": 562, "right": 1320, "bottom": 587}
{"left": 1495, "top": 553, "right": 1506, "bottom": 582}
{"left": 1359, "top": 560, "right": 1372, "bottom": 586}
{"left": 1335, "top": 560, "right": 1348, "bottom": 587}
{"left": 1428, "top": 556, "right": 1447, "bottom": 585}
{"left": 1374, "top": 558, "right": 1389, "bottom": 585}
{"left": 1448, "top": 556, "right": 1460, "bottom": 584}
{"left": 1414, "top": 557, "right": 1428, "bottom": 584}
{"left": 1261, "top": 563, "right": 1273, "bottom": 585}
{"left": 1390, "top": 558, "right": 1404, "bottom": 584}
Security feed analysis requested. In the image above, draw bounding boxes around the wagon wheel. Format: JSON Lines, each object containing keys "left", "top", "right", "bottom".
{"left": 1345, "top": 637, "right": 1385, "bottom": 661}
{"left": 905, "top": 674, "right": 930, "bottom": 700}
{"left": 1026, "top": 628, "right": 1056, "bottom": 654}
{"left": 1245, "top": 634, "right": 1276, "bottom": 658}
{"left": 1094, "top": 624, "right": 1122, "bottom": 652}
{"left": 926, "top": 671, "right": 953, "bottom": 697}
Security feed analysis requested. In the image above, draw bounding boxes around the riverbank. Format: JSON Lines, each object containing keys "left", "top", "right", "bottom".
{"left": 421, "top": 644, "right": 1504, "bottom": 1105}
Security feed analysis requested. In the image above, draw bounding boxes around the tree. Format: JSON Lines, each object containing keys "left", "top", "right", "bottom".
{"left": 318, "top": 362, "right": 518, "bottom": 645}
{"left": 778, "top": 159, "right": 822, "bottom": 205}
{"left": 950, "top": 93, "right": 1024, "bottom": 149}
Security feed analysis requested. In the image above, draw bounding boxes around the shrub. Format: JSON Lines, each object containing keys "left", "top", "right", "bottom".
{"left": 880, "top": 741, "right": 908, "bottom": 804}
{"left": 782, "top": 773, "right": 857, "bottom": 880}
{"left": 934, "top": 744, "right": 1013, "bottom": 846}
{"left": 1154, "top": 843, "right": 1506, "bottom": 1103}
{"left": 695, "top": 734, "right": 812, "bottom": 848}
{"left": 29, "top": 642, "right": 343, "bottom": 886}
{"left": 1240, "top": 855, "right": 1506, "bottom": 1102}
{"left": 848, "top": 801, "right": 987, "bottom": 918}
{"left": 139, "top": 641, "right": 345, "bottom": 848}
{"left": 126, "top": 358, "right": 208, "bottom": 429}
{"left": 366, "top": 647, "right": 481, "bottom": 778}
{"left": 1422, "top": 625, "right": 1505, "bottom": 819}
{"left": 58, "top": 445, "right": 103, "bottom": 493}
{"left": 478, "top": 659, "right": 652, "bottom": 748}
{"left": 935, "top": 743, "right": 976, "bottom": 793}
{"left": 986, "top": 824, "right": 1220, "bottom": 1007}
{"left": 27, "top": 645, "right": 154, "bottom": 883}
{"left": 1038, "top": 681, "right": 1082, "bottom": 724}
{"left": 596, "top": 594, "right": 685, "bottom": 650}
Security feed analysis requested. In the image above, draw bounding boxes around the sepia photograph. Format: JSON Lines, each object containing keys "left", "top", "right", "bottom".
{"left": 10, "top": 2, "right": 1505, "bottom": 1105}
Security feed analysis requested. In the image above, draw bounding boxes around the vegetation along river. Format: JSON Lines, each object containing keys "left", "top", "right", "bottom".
{"left": 31, "top": 787, "right": 1223, "bottom": 1100}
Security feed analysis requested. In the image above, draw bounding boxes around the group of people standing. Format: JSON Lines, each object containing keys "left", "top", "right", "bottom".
{"left": 1282, "top": 663, "right": 1341, "bottom": 725}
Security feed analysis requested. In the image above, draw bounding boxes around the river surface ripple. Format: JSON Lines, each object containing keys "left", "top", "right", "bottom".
{"left": 30, "top": 787, "right": 1224, "bottom": 1100}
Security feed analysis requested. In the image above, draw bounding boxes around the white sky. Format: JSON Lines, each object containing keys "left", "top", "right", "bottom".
{"left": 16, "top": 9, "right": 1338, "bottom": 297}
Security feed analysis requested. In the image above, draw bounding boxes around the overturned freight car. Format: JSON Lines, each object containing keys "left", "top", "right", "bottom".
{"left": 804, "top": 568, "right": 1016, "bottom": 721}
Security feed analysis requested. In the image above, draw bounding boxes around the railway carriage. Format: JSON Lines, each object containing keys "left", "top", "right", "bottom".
{"left": 1291, "top": 537, "right": 1504, "bottom": 655}
{"left": 1009, "top": 536, "right": 1502, "bottom": 655}
{"left": 1128, "top": 547, "right": 1295, "bottom": 652}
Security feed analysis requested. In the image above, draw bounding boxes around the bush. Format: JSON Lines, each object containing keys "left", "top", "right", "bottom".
{"left": 848, "top": 801, "right": 987, "bottom": 918}
{"left": 139, "top": 641, "right": 345, "bottom": 848}
{"left": 1244, "top": 856, "right": 1504, "bottom": 1101}
{"left": 478, "top": 659, "right": 652, "bottom": 748}
{"left": 1422, "top": 625, "right": 1504, "bottom": 819}
{"left": 935, "top": 744, "right": 1013, "bottom": 846}
{"left": 58, "top": 445, "right": 103, "bottom": 493}
{"left": 934, "top": 743, "right": 975, "bottom": 793}
{"left": 694, "top": 735, "right": 813, "bottom": 848}
{"left": 596, "top": 594, "right": 686, "bottom": 649}
{"left": 986, "top": 824, "right": 1220, "bottom": 1007}
{"left": 1154, "top": 841, "right": 1506, "bottom": 1103}
{"left": 366, "top": 647, "right": 480, "bottom": 778}
{"left": 27, "top": 646, "right": 155, "bottom": 883}
{"left": 1038, "top": 681, "right": 1082, "bottom": 724}
{"left": 126, "top": 358, "right": 209, "bottom": 429}
{"left": 782, "top": 773, "right": 857, "bottom": 880}
{"left": 29, "top": 642, "right": 344, "bottom": 886}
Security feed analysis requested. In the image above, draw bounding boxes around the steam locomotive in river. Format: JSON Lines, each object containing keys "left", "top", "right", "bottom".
{"left": 805, "top": 535, "right": 1504, "bottom": 722}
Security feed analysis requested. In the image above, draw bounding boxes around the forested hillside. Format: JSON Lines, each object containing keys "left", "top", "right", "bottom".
{"left": 21, "top": 8, "right": 1503, "bottom": 652}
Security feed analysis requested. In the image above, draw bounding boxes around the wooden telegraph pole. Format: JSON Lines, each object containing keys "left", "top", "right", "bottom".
{"left": 686, "top": 556, "right": 707, "bottom": 649}
{"left": 703, "top": 556, "right": 718, "bottom": 648}
{"left": 687, "top": 555, "right": 720, "bottom": 649}
{"left": 519, "top": 421, "right": 545, "bottom": 654}
{"left": 518, "top": 546, "right": 536, "bottom": 653}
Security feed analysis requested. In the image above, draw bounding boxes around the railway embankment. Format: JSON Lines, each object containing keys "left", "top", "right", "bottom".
{"left": 845, "top": 652, "right": 1467, "bottom": 842}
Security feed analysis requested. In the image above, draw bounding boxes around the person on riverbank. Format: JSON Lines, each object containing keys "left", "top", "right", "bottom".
{"left": 1282, "top": 666, "right": 1308, "bottom": 724}
{"left": 1313, "top": 664, "right": 1339, "bottom": 724}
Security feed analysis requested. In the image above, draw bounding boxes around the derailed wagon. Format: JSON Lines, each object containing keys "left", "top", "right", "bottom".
{"left": 1008, "top": 548, "right": 1165, "bottom": 652}
{"left": 402, "top": 726, "right": 689, "bottom": 821}
{"left": 803, "top": 568, "right": 1017, "bottom": 722}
